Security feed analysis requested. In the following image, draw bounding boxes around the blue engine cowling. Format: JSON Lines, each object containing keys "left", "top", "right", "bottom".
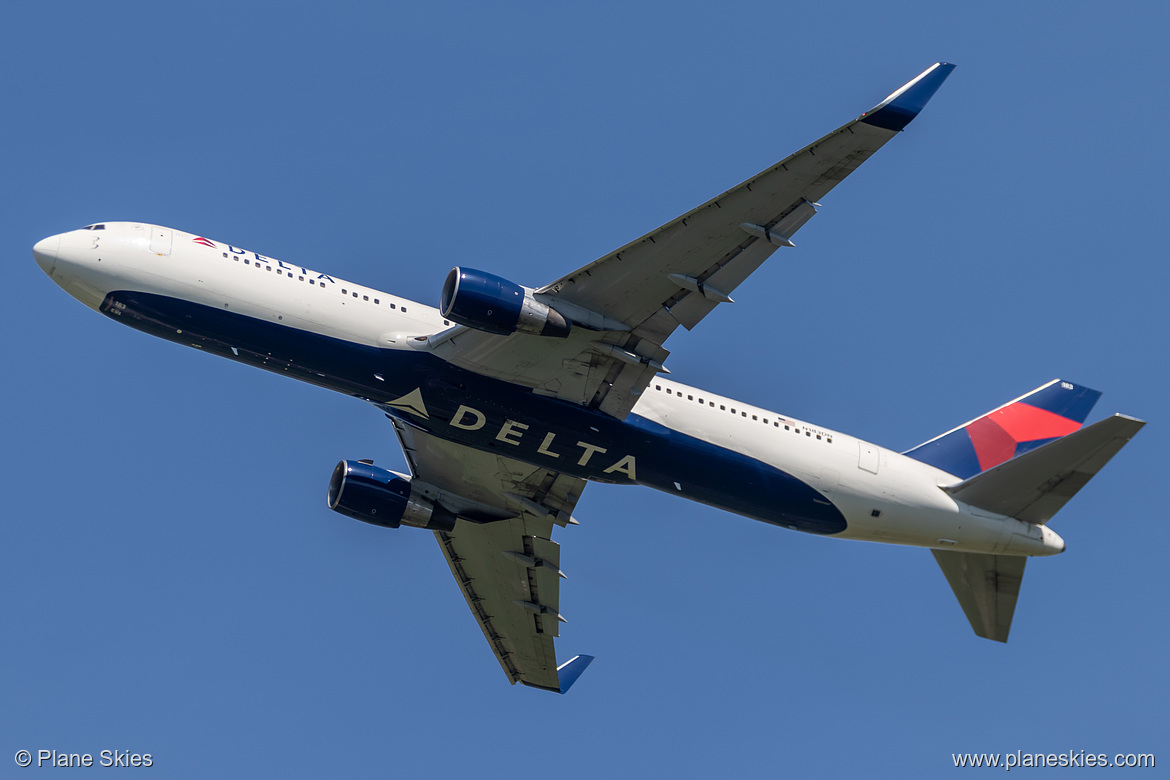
{"left": 327, "top": 460, "right": 456, "bottom": 532}
{"left": 440, "top": 267, "right": 570, "bottom": 337}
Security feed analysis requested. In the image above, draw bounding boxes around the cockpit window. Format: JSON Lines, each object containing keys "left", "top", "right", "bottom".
{"left": 82, "top": 224, "right": 106, "bottom": 231}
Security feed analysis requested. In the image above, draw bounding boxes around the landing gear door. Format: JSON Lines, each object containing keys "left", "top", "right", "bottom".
{"left": 150, "top": 227, "right": 173, "bottom": 255}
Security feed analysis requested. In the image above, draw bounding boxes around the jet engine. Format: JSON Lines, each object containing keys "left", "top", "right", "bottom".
{"left": 327, "top": 460, "right": 456, "bottom": 532}
{"left": 440, "top": 267, "right": 570, "bottom": 337}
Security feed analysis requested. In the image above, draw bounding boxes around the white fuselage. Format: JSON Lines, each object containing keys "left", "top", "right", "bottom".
{"left": 34, "top": 222, "right": 1064, "bottom": 558}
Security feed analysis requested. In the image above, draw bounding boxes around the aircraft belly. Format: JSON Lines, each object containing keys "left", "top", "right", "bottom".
{"left": 99, "top": 290, "right": 396, "bottom": 396}
{"left": 99, "top": 290, "right": 847, "bottom": 535}
{"left": 621, "top": 415, "right": 847, "bottom": 534}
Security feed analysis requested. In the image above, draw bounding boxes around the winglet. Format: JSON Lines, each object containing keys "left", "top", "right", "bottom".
{"left": 860, "top": 62, "right": 956, "bottom": 132}
{"left": 556, "top": 654, "right": 595, "bottom": 694}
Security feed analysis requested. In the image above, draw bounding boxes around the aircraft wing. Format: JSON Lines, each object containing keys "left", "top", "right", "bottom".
{"left": 427, "top": 63, "right": 955, "bottom": 419}
{"left": 390, "top": 417, "right": 592, "bottom": 692}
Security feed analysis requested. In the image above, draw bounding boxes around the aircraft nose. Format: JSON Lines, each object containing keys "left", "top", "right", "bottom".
{"left": 33, "top": 234, "right": 60, "bottom": 275}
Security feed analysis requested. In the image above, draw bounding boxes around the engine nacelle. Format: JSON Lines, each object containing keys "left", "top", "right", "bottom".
{"left": 327, "top": 460, "right": 456, "bottom": 532}
{"left": 440, "top": 267, "right": 570, "bottom": 338}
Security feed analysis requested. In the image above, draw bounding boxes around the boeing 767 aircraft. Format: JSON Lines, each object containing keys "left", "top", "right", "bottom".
{"left": 33, "top": 63, "right": 1143, "bottom": 693}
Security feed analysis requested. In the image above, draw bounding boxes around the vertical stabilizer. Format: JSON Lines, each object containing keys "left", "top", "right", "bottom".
{"left": 904, "top": 380, "right": 1101, "bottom": 479}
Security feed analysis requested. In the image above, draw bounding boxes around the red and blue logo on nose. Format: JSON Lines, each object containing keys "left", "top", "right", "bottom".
{"left": 904, "top": 380, "right": 1101, "bottom": 480}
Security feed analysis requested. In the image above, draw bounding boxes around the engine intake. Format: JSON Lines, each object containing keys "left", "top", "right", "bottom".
{"left": 440, "top": 267, "right": 570, "bottom": 338}
{"left": 327, "top": 460, "right": 456, "bottom": 532}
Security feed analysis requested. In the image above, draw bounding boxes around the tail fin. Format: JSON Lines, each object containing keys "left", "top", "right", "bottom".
{"left": 904, "top": 379, "right": 1102, "bottom": 479}
{"left": 933, "top": 414, "right": 1143, "bottom": 643}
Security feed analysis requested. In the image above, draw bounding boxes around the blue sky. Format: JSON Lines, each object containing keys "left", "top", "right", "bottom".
{"left": 4, "top": 1, "right": 1167, "bottom": 776}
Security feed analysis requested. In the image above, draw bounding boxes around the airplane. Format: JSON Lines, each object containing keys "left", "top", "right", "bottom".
{"left": 33, "top": 62, "right": 1144, "bottom": 694}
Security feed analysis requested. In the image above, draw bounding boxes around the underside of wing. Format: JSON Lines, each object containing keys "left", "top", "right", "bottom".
{"left": 436, "top": 517, "right": 566, "bottom": 691}
{"left": 537, "top": 124, "right": 881, "bottom": 341}
{"left": 425, "top": 324, "right": 667, "bottom": 422}
{"left": 390, "top": 418, "right": 590, "bottom": 691}
{"left": 424, "top": 63, "right": 954, "bottom": 420}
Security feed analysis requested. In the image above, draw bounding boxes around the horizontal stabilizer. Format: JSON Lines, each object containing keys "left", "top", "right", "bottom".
{"left": 932, "top": 550, "right": 1025, "bottom": 643}
{"left": 942, "top": 414, "right": 1145, "bottom": 524}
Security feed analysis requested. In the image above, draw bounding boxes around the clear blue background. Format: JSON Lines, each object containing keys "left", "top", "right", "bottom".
{"left": 4, "top": 2, "right": 1166, "bottom": 776}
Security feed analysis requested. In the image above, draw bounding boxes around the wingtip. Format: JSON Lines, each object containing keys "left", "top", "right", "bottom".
{"left": 556, "top": 654, "right": 595, "bottom": 694}
{"left": 860, "top": 61, "right": 956, "bottom": 132}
